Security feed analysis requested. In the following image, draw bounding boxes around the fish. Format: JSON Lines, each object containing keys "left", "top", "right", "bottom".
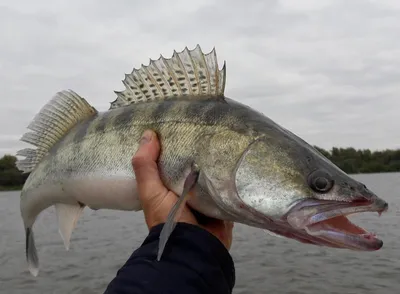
{"left": 16, "top": 45, "right": 389, "bottom": 277}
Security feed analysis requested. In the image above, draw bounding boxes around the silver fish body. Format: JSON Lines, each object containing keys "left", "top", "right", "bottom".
{"left": 17, "top": 45, "right": 389, "bottom": 277}
{"left": 21, "top": 97, "right": 266, "bottom": 226}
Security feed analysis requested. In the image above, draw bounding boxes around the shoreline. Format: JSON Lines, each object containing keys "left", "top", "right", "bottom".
{"left": 0, "top": 186, "right": 23, "bottom": 192}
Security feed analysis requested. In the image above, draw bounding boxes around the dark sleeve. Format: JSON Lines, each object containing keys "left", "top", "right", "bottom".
{"left": 104, "top": 222, "right": 235, "bottom": 294}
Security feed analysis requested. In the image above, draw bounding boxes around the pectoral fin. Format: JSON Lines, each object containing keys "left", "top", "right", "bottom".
{"left": 55, "top": 202, "right": 85, "bottom": 250}
{"left": 157, "top": 164, "right": 200, "bottom": 261}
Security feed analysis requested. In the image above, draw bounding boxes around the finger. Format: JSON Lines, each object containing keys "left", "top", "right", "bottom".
{"left": 134, "top": 130, "right": 160, "bottom": 162}
{"left": 225, "top": 221, "right": 234, "bottom": 249}
{"left": 132, "top": 130, "right": 168, "bottom": 203}
{"left": 225, "top": 221, "right": 234, "bottom": 230}
{"left": 198, "top": 219, "right": 234, "bottom": 249}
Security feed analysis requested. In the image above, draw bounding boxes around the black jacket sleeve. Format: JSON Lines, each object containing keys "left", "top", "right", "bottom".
{"left": 104, "top": 222, "right": 235, "bottom": 294}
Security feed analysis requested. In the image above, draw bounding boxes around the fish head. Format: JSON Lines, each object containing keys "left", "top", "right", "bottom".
{"left": 234, "top": 135, "right": 388, "bottom": 251}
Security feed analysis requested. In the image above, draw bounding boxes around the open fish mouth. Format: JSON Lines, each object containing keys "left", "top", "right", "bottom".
{"left": 285, "top": 198, "right": 388, "bottom": 251}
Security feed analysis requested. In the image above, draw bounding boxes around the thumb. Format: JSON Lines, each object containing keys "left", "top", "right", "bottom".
{"left": 132, "top": 130, "right": 168, "bottom": 205}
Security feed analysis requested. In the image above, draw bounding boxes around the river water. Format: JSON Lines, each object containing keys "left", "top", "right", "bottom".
{"left": 1, "top": 172, "right": 399, "bottom": 293}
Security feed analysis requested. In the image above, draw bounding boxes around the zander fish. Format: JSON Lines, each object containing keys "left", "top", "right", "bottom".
{"left": 17, "top": 45, "right": 388, "bottom": 277}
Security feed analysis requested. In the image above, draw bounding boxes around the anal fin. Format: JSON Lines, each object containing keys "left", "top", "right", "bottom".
{"left": 55, "top": 203, "right": 85, "bottom": 250}
{"left": 157, "top": 164, "right": 200, "bottom": 261}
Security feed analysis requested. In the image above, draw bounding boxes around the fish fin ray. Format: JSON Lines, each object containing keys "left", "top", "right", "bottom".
{"left": 16, "top": 90, "right": 97, "bottom": 173}
{"left": 263, "top": 229, "right": 284, "bottom": 239}
{"left": 109, "top": 45, "right": 226, "bottom": 110}
{"left": 26, "top": 227, "right": 39, "bottom": 277}
{"left": 55, "top": 202, "right": 85, "bottom": 250}
{"left": 157, "top": 164, "right": 200, "bottom": 261}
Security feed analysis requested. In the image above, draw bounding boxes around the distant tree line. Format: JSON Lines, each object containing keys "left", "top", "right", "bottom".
{"left": 0, "top": 155, "right": 29, "bottom": 191}
{"left": 1, "top": 146, "right": 400, "bottom": 190}
{"left": 313, "top": 147, "right": 400, "bottom": 174}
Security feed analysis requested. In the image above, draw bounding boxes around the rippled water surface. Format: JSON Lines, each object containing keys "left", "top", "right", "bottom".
{"left": 1, "top": 172, "right": 399, "bottom": 293}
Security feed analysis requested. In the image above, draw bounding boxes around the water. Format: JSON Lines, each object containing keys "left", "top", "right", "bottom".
{"left": 1, "top": 173, "right": 399, "bottom": 294}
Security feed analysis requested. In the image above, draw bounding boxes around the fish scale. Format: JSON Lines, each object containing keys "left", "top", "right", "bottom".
{"left": 17, "top": 44, "right": 388, "bottom": 278}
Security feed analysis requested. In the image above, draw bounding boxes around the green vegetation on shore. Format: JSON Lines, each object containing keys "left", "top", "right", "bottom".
{"left": 0, "top": 155, "right": 29, "bottom": 191}
{"left": 313, "top": 147, "right": 400, "bottom": 174}
{"left": 1, "top": 147, "right": 399, "bottom": 191}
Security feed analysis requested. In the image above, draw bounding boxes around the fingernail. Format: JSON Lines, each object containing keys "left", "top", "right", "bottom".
{"left": 139, "top": 130, "right": 153, "bottom": 145}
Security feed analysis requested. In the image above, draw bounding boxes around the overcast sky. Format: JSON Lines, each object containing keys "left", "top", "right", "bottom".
{"left": 1, "top": 0, "right": 399, "bottom": 157}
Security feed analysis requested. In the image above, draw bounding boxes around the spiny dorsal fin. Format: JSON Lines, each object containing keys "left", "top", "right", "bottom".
{"left": 16, "top": 90, "right": 97, "bottom": 173}
{"left": 109, "top": 44, "right": 226, "bottom": 110}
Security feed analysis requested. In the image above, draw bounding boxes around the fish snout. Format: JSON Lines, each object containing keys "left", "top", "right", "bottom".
{"left": 372, "top": 197, "right": 389, "bottom": 214}
{"left": 352, "top": 187, "right": 389, "bottom": 214}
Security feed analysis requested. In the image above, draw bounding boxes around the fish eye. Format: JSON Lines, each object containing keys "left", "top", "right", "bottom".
{"left": 314, "top": 177, "right": 329, "bottom": 191}
{"left": 308, "top": 170, "right": 334, "bottom": 193}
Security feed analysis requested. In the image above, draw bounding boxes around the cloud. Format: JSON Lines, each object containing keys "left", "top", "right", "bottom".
{"left": 1, "top": 0, "right": 399, "bottom": 157}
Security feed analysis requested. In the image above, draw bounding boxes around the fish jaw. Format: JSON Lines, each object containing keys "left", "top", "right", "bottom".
{"left": 232, "top": 134, "right": 390, "bottom": 251}
{"left": 283, "top": 197, "right": 388, "bottom": 251}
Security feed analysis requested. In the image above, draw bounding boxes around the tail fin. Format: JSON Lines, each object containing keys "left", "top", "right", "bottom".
{"left": 26, "top": 228, "right": 39, "bottom": 277}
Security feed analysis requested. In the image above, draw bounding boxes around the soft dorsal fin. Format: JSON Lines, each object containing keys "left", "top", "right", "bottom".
{"left": 109, "top": 44, "right": 226, "bottom": 110}
{"left": 16, "top": 90, "right": 97, "bottom": 173}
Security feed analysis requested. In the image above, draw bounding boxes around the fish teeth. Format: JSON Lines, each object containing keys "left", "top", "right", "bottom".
{"left": 361, "top": 232, "right": 377, "bottom": 239}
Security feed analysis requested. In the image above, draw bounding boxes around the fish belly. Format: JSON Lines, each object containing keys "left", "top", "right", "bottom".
{"left": 63, "top": 173, "right": 141, "bottom": 211}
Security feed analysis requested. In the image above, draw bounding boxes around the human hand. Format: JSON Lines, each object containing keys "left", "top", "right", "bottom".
{"left": 132, "top": 130, "right": 234, "bottom": 250}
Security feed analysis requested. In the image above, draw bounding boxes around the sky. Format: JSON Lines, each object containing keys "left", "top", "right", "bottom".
{"left": 1, "top": 0, "right": 400, "bottom": 157}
